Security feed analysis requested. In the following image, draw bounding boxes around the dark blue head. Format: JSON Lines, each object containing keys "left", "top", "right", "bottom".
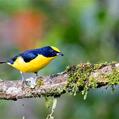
{"left": 38, "top": 46, "right": 64, "bottom": 57}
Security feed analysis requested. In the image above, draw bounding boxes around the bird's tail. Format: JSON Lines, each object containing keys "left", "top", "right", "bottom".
{"left": 0, "top": 61, "right": 6, "bottom": 64}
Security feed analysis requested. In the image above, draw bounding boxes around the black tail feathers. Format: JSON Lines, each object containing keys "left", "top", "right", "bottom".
{"left": 0, "top": 61, "right": 6, "bottom": 64}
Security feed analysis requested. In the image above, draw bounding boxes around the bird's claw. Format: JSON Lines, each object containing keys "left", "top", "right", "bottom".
{"left": 25, "top": 77, "right": 37, "bottom": 88}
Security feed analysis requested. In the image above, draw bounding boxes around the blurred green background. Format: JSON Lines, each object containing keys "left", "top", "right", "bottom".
{"left": 0, "top": 0, "right": 119, "bottom": 119}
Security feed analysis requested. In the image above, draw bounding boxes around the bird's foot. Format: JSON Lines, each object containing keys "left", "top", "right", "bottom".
{"left": 22, "top": 76, "right": 44, "bottom": 88}
{"left": 25, "top": 77, "right": 37, "bottom": 88}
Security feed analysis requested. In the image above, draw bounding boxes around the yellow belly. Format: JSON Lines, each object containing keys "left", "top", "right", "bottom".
{"left": 8, "top": 55, "right": 55, "bottom": 73}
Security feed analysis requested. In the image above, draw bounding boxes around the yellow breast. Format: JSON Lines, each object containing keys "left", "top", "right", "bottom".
{"left": 9, "top": 55, "right": 55, "bottom": 73}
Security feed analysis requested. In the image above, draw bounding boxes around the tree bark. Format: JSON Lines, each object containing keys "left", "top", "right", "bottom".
{"left": 0, "top": 62, "right": 119, "bottom": 101}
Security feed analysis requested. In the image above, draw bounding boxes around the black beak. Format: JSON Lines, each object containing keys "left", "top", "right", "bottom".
{"left": 57, "top": 52, "right": 64, "bottom": 56}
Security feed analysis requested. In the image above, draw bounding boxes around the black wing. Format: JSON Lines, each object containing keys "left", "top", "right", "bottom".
{"left": 8, "top": 50, "right": 39, "bottom": 64}
{"left": 20, "top": 50, "right": 38, "bottom": 62}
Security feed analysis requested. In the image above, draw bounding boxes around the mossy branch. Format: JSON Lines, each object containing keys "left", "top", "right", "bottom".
{"left": 0, "top": 62, "right": 119, "bottom": 100}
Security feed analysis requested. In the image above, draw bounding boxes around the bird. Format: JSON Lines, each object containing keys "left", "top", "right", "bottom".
{"left": 0, "top": 46, "right": 64, "bottom": 81}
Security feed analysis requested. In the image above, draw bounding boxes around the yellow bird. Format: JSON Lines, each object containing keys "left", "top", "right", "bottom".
{"left": 0, "top": 46, "right": 63, "bottom": 80}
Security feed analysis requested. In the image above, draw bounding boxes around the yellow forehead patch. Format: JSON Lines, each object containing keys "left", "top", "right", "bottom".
{"left": 51, "top": 46, "right": 61, "bottom": 52}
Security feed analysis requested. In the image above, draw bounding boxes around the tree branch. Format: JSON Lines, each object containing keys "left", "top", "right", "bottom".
{"left": 0, "top": 62, "right": 119, "bottom": 100}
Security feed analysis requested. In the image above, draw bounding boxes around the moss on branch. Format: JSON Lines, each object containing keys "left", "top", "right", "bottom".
{"left": 65, "top": 62, "right": 119, "bottom": 99}
{"left": 0, "top": 62, "right": 119, "bottom": 100}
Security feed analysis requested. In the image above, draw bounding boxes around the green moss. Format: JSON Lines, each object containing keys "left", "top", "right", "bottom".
{"left": 45, "top": 97, "right": 54, "bottom": 108}
{"left": 66, "top": 62, "right": 116, "bottom": 99}
{"left": 89, "top": 76, "right": 98, "bottom": 88}
{"left": 42, "top": 86, "right": 65, "bottom": 98}
{"left": 93, "top": 62, "right": 112, "bottom": 70}
{"left": 36, "top": 79, "right": 44, "bottom": 87}
{"left": 36, "top": 62, "right": 119, "bottom": 100}
{"left": 107, "top": 69, "right": 119, "bottom": 85}
{"left": 82, "top": 76, "right": 98, "bottom": 100}
{"left": 66, "top": 63, "right": 98, "bottom": 99}
{"left": 45, "top": 98, "right": 57, "bottom": 119}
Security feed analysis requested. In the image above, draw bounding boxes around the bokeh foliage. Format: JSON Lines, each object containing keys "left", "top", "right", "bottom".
{"left": 0, "top": 0, "right": 119, "bottom": 119}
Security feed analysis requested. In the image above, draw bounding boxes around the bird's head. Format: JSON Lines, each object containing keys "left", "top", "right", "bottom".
{"left": 40, "top": 46, "right": 64, "bottom": 57}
